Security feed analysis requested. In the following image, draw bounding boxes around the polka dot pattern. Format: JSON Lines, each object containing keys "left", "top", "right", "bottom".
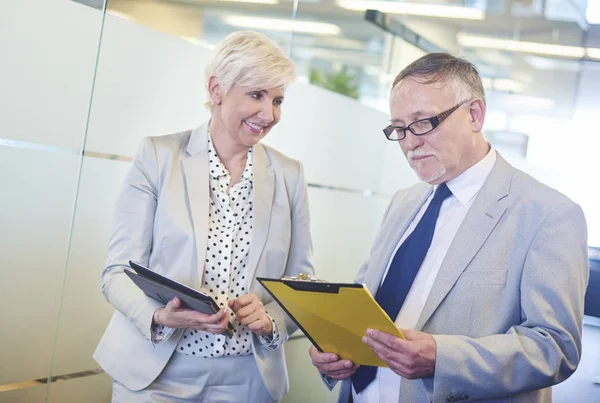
{"left": 175, "top": 135, "right": 254, "bottom": 357}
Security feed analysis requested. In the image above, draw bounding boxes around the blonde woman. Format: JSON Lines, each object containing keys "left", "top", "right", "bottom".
{"left": 94, "top": 31, "right": 314, "bottom": 402}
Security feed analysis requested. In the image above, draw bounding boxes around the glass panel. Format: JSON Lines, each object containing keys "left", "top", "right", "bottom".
{"left": 81, "top": 0, "right": 297, "bottom": 156}
{"left": 104, "top": 0, "right": 296, "bottom": 50}
{"left": 0, "top": 0, "right": 104, "bottom": 149}
{"left": 0, "top": 1, "right": 104, "bottom": 402}
{"left": 0, "top": 386, "right": 46, "bottom": 403}
{"left": 82, "top": 12, "right": 213, "bottom": 156}
{"left": 48, "top": 159, "right": 130, "bottom": 378}
{"left": 48, "top": 2, "right": 292, "bottom": 401}
{"left": 0, "top": 148, "right": 80, "bottom": 384}
{"left": 47, "top": 373, "right": 112, "bottom": 403}
{"left": 292, "top": 0, "right": 389, "bottom": 110}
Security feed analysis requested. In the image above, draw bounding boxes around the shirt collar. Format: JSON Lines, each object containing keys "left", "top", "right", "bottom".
{"left": 207, "top": 133, "right": 254, "bottom": 182}
{"left": 444, "top": 145, "right": 496, "bottom": 206}
{"left": 241, "top": 148, "right": 253, "bottom": 182}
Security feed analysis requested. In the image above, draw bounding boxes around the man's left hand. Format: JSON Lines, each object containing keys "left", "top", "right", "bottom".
{"left": 363, "top": 329, "right": 436, "bottom": 379}
{"left": 228, "top": 294, "right": 273, "bottom": 336}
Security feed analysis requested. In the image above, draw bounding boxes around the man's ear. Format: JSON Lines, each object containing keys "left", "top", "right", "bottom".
{"left": 469, "top": 98, "right": 486, "bottom": 132}
{"left": 208, "top": 76, "right": 222, "bottom": 106}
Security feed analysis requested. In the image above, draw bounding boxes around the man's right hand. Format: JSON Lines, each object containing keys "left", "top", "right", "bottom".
{"left": 153, "top": 297, "right": 230, "bottom": 334}
{"left": 309, "top": 345, "right": 360, "bottom": 380}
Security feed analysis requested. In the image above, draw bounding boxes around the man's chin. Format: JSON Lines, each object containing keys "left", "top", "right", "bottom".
{"left": 415, "top": 168, "right": 446, "bottom": 184}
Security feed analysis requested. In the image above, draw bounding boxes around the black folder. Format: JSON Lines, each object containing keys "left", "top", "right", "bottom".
{"left": 125, "top": 260, "right": 234, "bottom": 337}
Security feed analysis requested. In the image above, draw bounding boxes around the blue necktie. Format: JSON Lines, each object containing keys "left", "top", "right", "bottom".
{"left": 351, "top": 183, "right": 453, "bottom": 394}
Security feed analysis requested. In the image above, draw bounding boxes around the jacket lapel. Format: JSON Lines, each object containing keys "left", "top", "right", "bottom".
{"left": 247, "top": 143, "right": 274, "bottom": 283}
{"left": 415, "top": 156, "right": 513, "bottom": 330}
{"left": 182, "top": 124, "right": 210, "bottom": 286}
{"left": 363, "top": 186, "right": 431, "bottom": 295}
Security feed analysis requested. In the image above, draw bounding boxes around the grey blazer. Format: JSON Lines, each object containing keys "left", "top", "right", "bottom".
{"left": 93, "top": 123, "right": 314, "bottom": 401}
{"left": 335, "top": 154, "right": 589, "bottom": 403}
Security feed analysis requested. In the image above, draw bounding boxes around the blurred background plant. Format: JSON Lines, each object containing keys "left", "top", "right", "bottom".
{"left": 309, "top": 66, "right": 359, "bottom": 99}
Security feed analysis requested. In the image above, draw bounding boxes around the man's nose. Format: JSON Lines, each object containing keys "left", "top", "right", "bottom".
{"left": 403, "top": 131, "right": 423, "bottom": 150}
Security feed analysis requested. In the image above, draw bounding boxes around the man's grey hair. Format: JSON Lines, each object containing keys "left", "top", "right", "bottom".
{"left": 392, "top": 53, "right": 486, "bottom": 105}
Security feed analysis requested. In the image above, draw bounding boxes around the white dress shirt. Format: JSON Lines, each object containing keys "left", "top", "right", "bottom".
{"left": 353, "top": 148, "right": 496, "bottom": 403}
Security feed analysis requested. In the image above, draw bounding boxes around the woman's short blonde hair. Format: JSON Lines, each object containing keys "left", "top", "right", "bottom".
{"left": 205, "top": 30, "right": 296, "bottom": 112}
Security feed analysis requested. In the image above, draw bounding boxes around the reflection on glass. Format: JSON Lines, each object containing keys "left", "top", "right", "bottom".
{"left": 0, "top": 2, "right": 104, "bottom": 402}
{"left": 291, "top": 1, "right": 388, "bottom": 108}
{"left": 105, "top": 0, "right": 295, "bottom": 50}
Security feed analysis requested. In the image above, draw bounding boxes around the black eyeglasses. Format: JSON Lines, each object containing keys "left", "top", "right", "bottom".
{"left": 383, "top": 100, "right": 469, "bottom": 141}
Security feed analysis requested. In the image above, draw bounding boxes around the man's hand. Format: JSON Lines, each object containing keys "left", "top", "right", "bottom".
{"left": 153, "top": 297, "right": 230, "bottom": 334}
{"left": 363, "top": 329, "right": 436, "bottom": 379}
{"left": 228, "top": 293, "right": 272, "bottom": 335}
{"left": 309, "top": 345, "right": 360, "bottom": 380}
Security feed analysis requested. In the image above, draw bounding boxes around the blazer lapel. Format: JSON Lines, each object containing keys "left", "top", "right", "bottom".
{"left": 248, "top": 143, "right": 274, "bottom": 283}
{"left": 415, "top": 156, "right": 513, "bottom": 330}
{"left": 363, "top": 186, "right": 431, "bottom": 295}
{"left": 182, "top": 124, "right": 210, "bottom": 286}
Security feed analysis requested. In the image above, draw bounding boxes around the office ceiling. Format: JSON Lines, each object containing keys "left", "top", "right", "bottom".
{"left": 104, "top": 0, "right": 600, "bottom": 120}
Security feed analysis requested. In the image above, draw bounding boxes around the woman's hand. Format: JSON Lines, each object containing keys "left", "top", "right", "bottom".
{"left": 228, "top": 294, "right": 273, "bottom": 336}
{"left": 153, "top": 297, "right": 230, "bottom": 334}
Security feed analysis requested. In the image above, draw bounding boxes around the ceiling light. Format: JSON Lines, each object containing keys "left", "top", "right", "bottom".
{"left": 106, "top": 10, "right": 135, "bottom": 21}
{"left": 457, "top": 33, "right": 586, "bottom": 58}
{"left": 587, "top": 48, "right": 600, "bottom": 59}
{"left": 222, "top": 16, "right": 341, "bottom": 35}
{"left": 219, "top": 0, "right": 279, "bottom": 3}
{"left": 182, "top": 37, "right": 216, "bottom": 50}
{"left": 336, "top": 0, "right": 485, "bottom": 20}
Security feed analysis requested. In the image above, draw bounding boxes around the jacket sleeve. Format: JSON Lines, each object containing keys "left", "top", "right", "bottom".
{"left": 431, "top": 201, "right": 589, "bottom": 401}
{"left": 101, "top": 137, "right": 163, "bottom": 341}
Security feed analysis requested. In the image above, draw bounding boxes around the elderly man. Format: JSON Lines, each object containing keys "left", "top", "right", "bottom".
{"left": 310, "top": 53, "right": 589, "bottom": 403}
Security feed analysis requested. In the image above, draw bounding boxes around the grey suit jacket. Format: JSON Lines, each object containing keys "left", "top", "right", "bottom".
{"left": 93, "top": 123, "right": 314, "bottom": 401}
{"left": 336, "top": 154, "right": 589, "bottom": 403}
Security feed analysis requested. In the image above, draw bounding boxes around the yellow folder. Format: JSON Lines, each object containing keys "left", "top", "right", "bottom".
{"left": 257, "top": 275, "right": 404, "bottom": 367}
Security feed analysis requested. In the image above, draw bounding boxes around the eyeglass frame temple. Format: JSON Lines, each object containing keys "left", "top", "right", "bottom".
{"left": 430, "top": 101, "right": 466, "bottom": 127}
{"left": 383, "top": 99, "right": 470, "bottom": 140}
